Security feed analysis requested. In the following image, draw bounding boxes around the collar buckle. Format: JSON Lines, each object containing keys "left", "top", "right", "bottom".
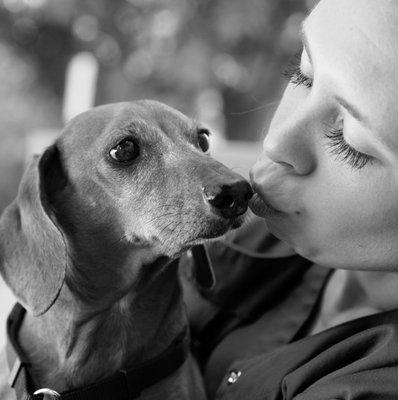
{"left": 33, "top": 388, "right": 61, "bottom": 399}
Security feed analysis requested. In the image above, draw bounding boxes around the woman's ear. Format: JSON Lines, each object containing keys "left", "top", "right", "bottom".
{"left": 0, "top": 144, "right": 69, "bottom": 316}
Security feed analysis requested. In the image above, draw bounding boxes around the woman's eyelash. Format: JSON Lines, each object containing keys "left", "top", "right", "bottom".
{"left": 324, "top": 127, "right": 373, "bottom": 169}
{"left": 282, "top": 53, "right": 313, "bottom": 89}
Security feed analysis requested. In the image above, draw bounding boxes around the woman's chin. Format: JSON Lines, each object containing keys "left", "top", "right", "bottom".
{"left": 268, "top": 224, "right": 322, "bottom": 263}
{"left": 249, "top": 191, "right": 317, "bottom": 256}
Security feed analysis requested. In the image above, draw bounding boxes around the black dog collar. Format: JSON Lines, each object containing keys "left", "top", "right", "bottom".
{"left": 6, "top": 303, "right": 189, "bottom": 400}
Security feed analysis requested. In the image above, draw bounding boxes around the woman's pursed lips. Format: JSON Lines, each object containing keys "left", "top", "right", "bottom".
{"left": 249, "top": 191, "right": 282, "bottom": 217}
{"left": 249, "top": 159, "right": 301, "bottom": 216}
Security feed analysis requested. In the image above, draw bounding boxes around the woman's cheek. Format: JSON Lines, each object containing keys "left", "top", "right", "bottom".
{"left": 301, "top": 164, "right": 398, "bottom": 269}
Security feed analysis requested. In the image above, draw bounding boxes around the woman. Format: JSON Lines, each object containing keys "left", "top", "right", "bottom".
{"left": 184, "top": 0, "right": 398, "bottom": 398}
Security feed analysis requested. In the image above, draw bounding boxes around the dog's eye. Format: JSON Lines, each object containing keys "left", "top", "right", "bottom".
{"left": 109, "top": 139, "right": 139, "bottom": 163}
{"left": 198, "top": 130, "right": 210, "bottom": 153}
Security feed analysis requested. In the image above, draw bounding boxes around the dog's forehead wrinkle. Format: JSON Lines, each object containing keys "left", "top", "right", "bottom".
{"left": 107, "top": 117, "right": 150, "bottom": 135}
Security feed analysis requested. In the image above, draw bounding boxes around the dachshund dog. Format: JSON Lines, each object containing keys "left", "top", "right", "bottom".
{"left": 0, "top": 101, "right": 252, "bottom": 399}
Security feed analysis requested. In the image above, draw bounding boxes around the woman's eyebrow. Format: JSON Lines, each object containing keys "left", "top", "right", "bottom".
{"left": 301, "top": 22, "right": 313, "bottom": 65}
{"left": 335, "top": 96, "right": 370, "bottom": 127}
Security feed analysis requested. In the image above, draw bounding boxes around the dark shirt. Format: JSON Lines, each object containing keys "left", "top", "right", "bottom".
{"left": 181, "top": 215, "right": 398, "bottom": 399}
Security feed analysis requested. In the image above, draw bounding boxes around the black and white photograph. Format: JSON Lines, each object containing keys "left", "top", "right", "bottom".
{"left": 0, "top": 0, "right": 397, "bottom": 399}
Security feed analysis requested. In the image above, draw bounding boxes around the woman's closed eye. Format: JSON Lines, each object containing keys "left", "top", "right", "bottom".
{"left": 282, "top": 52, "right": 374, "bottom": 170}
{"left": 282, "top": 52, "right": 313, "bottom": 89}
{"left": 323, "top": 125, "right": 374, "bottom": 169}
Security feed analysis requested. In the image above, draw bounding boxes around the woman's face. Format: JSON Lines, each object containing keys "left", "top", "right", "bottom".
{"left": 250, "top": 0, "right": 398, "bottom": 270}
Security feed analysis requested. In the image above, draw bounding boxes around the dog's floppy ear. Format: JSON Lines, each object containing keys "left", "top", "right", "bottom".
{"left": 0, "top": 144, "right": 68, "bottom": 316}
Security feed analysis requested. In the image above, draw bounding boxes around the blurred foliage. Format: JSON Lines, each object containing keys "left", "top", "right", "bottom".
{"left": 0, "top": 0, "right": 313, "bottom": 212}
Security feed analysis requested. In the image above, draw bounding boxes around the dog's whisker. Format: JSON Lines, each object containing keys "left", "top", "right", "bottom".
{"left": 110, "top": 234, "right": 128, "bottom": 247}
{"left": 152, "top": 205, "right": 180, "bottom": 211}
{"left": 158, "top": 220, "right": 179, "bottom": 238}
{"left": 156, "top": 211, "right": 194, "bottom": 246}
{"left": 145, "top": 208, "right": 193, "bottom": 225}
{"left": 145, "top": 212, "right": 183, "bottom": 225}
{"left": 159, "top": 213, "right": 191, "bottom": 238}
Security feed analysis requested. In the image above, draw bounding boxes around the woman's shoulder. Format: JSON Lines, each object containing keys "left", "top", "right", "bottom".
{"left": 214, "top": 309, "right": 398, "bottom": 400}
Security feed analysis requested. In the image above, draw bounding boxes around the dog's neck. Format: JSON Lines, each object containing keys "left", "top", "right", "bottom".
{"left": 18, "top": 255, "right": 187, "bottom": 393}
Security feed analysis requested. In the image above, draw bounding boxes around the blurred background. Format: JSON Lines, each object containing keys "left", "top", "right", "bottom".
{"left": 0, "top": 0, "right": 317, "bottom": 346}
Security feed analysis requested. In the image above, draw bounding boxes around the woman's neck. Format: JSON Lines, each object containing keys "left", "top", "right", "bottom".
{"left": 310, "top": 269, "right": 398, "bottom": 335}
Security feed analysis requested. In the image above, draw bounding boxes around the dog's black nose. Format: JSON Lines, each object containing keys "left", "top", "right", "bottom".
{"left": 203, "top": 180, "right": 253, "bottom": 219}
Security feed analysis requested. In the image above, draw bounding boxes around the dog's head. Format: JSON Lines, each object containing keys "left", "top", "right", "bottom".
{"left": 0, "top": 101, "right": 252, "bottom": 314}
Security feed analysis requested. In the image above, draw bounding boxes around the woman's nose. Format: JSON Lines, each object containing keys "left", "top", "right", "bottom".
{"left": 261, "top": 122, "right": 316, "bottom": 176}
